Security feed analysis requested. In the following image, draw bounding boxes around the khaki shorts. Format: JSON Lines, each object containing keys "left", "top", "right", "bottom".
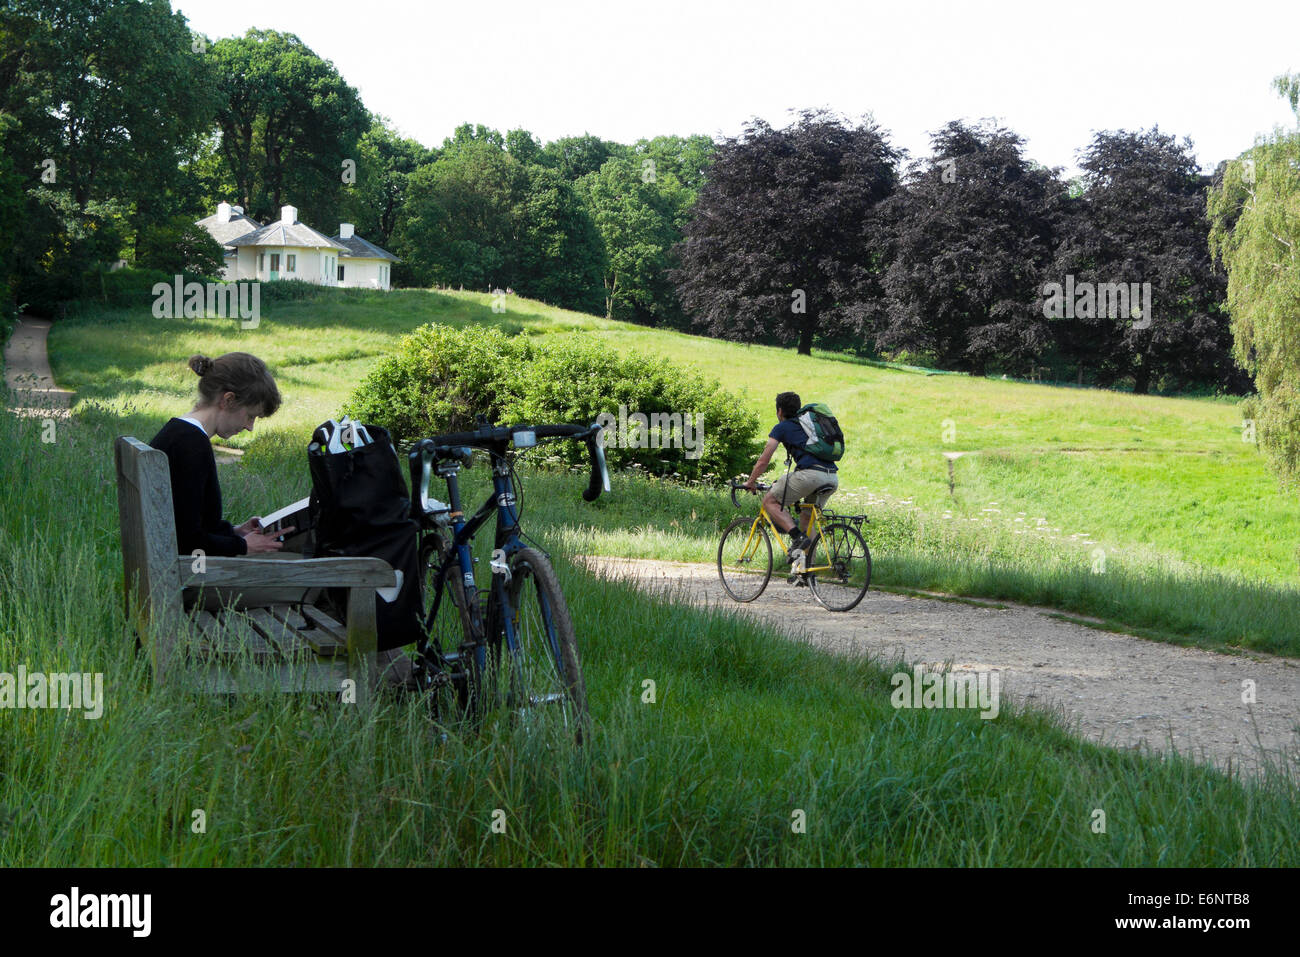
{"left": 770, "top": 468, "right": 838, "bottom": 511}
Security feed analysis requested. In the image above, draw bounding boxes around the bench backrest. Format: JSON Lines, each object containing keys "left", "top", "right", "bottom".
{"left": 115, "top": 436, "right": 183, "bottom": 635}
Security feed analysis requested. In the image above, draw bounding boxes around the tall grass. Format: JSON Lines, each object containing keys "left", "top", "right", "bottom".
{"left": 1, "top": 400, "right": 1297, "bottom": 866}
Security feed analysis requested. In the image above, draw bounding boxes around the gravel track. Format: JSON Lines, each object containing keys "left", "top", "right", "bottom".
{"left": 583, "top": 556, "right": 1300, "bottom": 781}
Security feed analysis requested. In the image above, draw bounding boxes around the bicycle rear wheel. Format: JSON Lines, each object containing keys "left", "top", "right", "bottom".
{"left": 808, "top": 522, "right": 871, "bottom": 612}
{"left": 486, "top": 548, "right": 587, "bottom": 740}
{"left": 717, "top": 517, "right": 773, "bottom": 602}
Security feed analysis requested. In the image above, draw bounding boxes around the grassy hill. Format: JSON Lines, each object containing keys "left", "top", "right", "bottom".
{"left": 49, "top": 287, "right": 1300, "bottom": 655}
{"left": 0, "top": 403, "right": 1296, "bottom": 866}
{"left": 2, "top": 286, "right": 1296, "bottom": 867}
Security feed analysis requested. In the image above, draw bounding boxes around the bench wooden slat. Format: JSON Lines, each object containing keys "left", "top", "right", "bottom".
{"left": 197, "top": 659, "right": 351, "bottom": 694}
{"left": 178, "top": 557, "right": 395, "bottom": 589}
{"left": 276, "top": 605, "right": 348, "bottom": 657}
{"left": 246, "top": 607, "right": 315, "bottom": 660}
{"left": 197, "top": 609, "right": 276, "bottom": 662}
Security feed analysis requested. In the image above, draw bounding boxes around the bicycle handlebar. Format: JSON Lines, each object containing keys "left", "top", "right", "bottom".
{"left": 410, "top": 421, "right": 610, "bottom": 511}
{"left": 729, "top": 478, "right": 771, "bottom": 508}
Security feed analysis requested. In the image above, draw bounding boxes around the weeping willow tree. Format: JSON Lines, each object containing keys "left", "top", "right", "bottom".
{"left": 1208, "top": 73, "right": 1300, "bottom": 488}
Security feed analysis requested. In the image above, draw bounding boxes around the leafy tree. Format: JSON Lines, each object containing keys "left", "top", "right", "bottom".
{"left": 2, "top": 0, "right": 218, "bottom": 260}
{"left": 1057, "top": 128, "right": 1237, "bottom": 394}
{"left": 395, "top": 139, "right": 521, "bottom": 290}
{"left": 672, "top": 110, "right": 900, "bottom": 355}
{"left": 577, "top": 156, "right": 680, "bottom": 322}
{"left": 877, "top": 121, "right": 1066, "bottom": 374}
{"left": 396, "top": 135, "right": 605, "bottom": 311}
{"left": 1209, "top": 73, "right": 1300, "bottom": 485}
{"left": 444, "top": 123, "right": 505, "bottom": 150}
{"left": 505, "top": 128, "right": 543, "bottom": 166}
{"left": 0, "top": 123, "right": 24, "bottom": 325}
{"left": 209, "top": 29, "right": 368, "bottom": 224}
{"left": 631, "top": 134, "right": 715, "bottom": 200}
{"left": 540, "top": 134, "right": 626, "bottom": 180}
{"left": 340, "top": 119, "right": 434, "bottom": 250}
{"left": 515, "top": 165, "right": 605, "bottom": 313}
{"left": 13, "top": 188, "right": 126, "bottom": 315}
{"left": 572, "top": 136, "right": 714, "bottom": 327}
{"left": 137, "top": 214, "right": 226, "bottom": 276}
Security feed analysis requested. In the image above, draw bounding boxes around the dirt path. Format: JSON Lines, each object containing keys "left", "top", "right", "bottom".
{"left": 3, "top": 317, "right": 76, "bottom": 416}
{"left": 584, "top": 557, "right": 1300, "bottom": 780}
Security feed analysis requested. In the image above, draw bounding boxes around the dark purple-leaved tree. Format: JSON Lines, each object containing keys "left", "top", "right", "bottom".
{"left": 876, "top": 120, "right": 1067, "bottom": 375}
{"left": 671, "top": 110, "right": 900, "bottom": 355}
{"left": 1052, "top": 128, "right": 1245, "bottom": 394}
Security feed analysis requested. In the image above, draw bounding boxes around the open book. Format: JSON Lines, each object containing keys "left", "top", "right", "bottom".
{"left": 259, "top": 495, "right": 312, "bottom": 545}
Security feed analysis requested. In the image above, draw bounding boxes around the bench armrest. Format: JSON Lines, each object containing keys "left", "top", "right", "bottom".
{"left": 177, "top": 556, "right": 397, "bottom": 589}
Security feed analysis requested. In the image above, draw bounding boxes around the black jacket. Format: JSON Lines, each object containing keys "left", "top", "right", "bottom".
{"left": 149, "top": 418, "right": 247, "bottom": 557}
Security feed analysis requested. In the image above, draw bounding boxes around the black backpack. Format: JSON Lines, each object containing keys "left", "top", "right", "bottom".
{"left": 308, "top": 420, "right": 424, "bottom": 652}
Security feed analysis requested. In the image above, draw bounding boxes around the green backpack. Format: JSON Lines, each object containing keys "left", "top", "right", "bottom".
{"left": 795, "top": 403, "right": 844, "bottom": 462}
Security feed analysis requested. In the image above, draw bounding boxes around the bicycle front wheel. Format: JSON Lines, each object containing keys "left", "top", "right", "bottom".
{"left": 717, "top": 517, "right": 772, "bottom": 602}
{"left": 488, "top": 548, "right": 587, "bottom": 739}
{"left": 808, "top": 522, "right": 871, "bottom": 612}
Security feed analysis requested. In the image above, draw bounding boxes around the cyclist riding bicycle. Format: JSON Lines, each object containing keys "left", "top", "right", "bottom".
{"left": 743, "top": 391, "right": 838, "bottom": 563}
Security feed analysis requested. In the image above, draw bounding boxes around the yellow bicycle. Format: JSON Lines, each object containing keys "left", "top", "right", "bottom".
{"left": 718, "top": 479, "right": 871, "bottom": 612}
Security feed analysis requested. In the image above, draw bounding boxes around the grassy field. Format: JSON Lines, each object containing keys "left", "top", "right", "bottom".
{"left": 47, "top": 287, "right": 1300, "bottom": 656}
{"left": 2, "top": 402, "right": 1297, "bottom": 866}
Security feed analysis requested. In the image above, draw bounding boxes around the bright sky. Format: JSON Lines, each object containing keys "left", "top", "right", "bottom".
{"left": 174, "top": 0, "right": 1300, "bottom": 176}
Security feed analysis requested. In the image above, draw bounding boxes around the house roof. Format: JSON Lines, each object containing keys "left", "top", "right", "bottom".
{"left": 332, "top": 233, "right": 400, "bottom": 262}
{"left": 195, "top": 211, "right": 263, "bottom": 247}
{"left": 228, "top": 220, "right": 348, "bottom": 251}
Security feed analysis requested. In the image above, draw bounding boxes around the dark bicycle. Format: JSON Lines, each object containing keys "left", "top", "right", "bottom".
{"left": 407, "top": 417, "right": 609, "bottom": 739}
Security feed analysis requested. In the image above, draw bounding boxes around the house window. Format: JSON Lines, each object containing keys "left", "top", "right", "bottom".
{"left": 286, "top": 254, "right": 296, "bottom": 273}
{"left": 258, "top": 253, "right": 264, "bottom": 272}
{"left": 270, "top": 253, "right": 280, "bottom": 272}
{"left": 338, "top": 264, "right": 345, "bottom": 282}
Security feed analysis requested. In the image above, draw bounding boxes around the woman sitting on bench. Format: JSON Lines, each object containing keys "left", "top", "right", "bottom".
{"left": 152, "top": 352, "right": 414, "bottom": 687}
{"left": 150, "top": 352, "right": 289, "bottom": 559}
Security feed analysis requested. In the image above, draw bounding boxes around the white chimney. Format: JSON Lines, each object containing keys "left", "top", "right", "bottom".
{"left": 281, "top": 205, "right": 297, "bottom": 225}
{"left": 339, "top": 223, "right": 354, "bottom": 240}
{"left": 216, "top": 202, "right": 231, "bottom": 224}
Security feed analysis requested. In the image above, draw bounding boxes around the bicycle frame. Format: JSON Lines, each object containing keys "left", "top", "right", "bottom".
{"left": 415, "top": 441, "right": 529, "bottom": 673}
{"left": 738, "top": 498, "right": 834, "bottom": 574}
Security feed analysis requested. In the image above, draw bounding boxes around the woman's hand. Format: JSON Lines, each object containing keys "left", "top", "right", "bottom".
{"left": 243, "top": 528, "right": 293, "bottom": 554}
{"left": 235, "top": 516, "right": 263, "bottom": 536}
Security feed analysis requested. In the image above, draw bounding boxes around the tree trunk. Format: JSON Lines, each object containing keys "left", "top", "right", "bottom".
{"left": 1133, "top": 362, "right": 1151, "bottom": 395}
{"left": 797, "top": 318, "right": 814, "bottom": 356}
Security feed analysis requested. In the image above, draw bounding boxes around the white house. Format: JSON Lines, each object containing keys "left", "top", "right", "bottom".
{"left": 331, "top": 223, "right": 399, "bottom": 290}
{"left": 225, "top": 206, "right": 347, "bottom": 285}
{"left": 196, "top": 204, "right": 397, "bottom": 289}
{"left": 194, "top": 202, "right": 262, "bottom": 279}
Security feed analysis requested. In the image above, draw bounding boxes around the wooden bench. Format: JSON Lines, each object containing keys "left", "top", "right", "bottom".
{"left": 115, "top": 436, "right": 395, "bottom": 705}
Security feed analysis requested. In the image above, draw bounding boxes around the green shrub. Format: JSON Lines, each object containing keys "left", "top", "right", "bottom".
{"left": 345, "top": 323, "right": 760, "bottom": 479}
{"left": 346, "top": 323, "right": 522, "bottom": 437}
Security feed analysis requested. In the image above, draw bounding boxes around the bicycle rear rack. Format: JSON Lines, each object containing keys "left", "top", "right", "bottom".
{"left": 821, "top": 510, "right": 869, "bottom": 528}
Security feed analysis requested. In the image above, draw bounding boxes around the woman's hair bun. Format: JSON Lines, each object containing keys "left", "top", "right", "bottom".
{"left": 188, "top": 354, "right": 215, "bottom": 377}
